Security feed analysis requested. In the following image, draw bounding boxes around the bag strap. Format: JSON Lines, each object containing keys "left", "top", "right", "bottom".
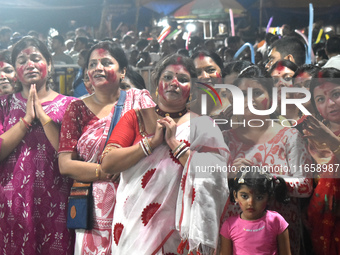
{"left": 105, "top": 89, "right": 126, "bottom": 146}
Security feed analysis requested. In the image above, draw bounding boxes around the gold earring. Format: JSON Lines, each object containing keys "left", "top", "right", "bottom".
{"left": 155, "top": 87, "right": 158, "bottom": 97}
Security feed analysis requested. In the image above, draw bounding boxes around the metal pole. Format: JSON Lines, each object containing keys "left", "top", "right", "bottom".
{"left": 259, "top": 0, "right": 263, "bottom": 33}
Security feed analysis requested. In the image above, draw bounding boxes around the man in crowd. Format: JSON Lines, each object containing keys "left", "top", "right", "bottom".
{"left": 265, "top": 36, "right": 306, "bottom": 70}
{"left": 51, "top": 35, "right": 74, "bottom": 65}
{"left": 323, "top": 36, "right": 340, "bottom": 70}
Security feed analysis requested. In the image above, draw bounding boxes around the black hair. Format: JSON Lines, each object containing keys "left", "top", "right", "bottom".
{"left": 52, "top": 35, "right": 65, "bottom": 45}
{"left": 177, "top": 49, "right": 190, "bottom": 57}
{"left": 192, "top": 50, "right": 224, "bottom": 77}
{"left": 325, "top": 36, "right": 340, "bottom": 55}
{"left": 269, "top": 59, "right": 298, "bottom": 75}
{"left": 229, "top": 168, "right": 289, "bottom": 204}
{"left": 293, "top": 64, "right": 321, "bottom": 79}
{"left": 86, "top": 41, "right": 128, "bottom": 72}
{"left": 151, "top": 54, "right": 197, "bottom": 89}
{"left": 75, "top": 36, "right": 88, "bottom": 47}
{"left": 270, "top": 36, "right": 306, "bottom": 66}
{"left": 234, "top": 65, "right": 273, "bottom": 97}
{"left": 226, "top": 36, "right": 241, "bottom": 47}
{"left": 224, "top": 60, "right": 252, "bottom": 76}
{"left": 124, "top": 66, "right": 146, "bottom": 90}
{"left": 11, "top": 36, "right": 54, "bottom": 91}
{"left": 310, "top": 68, "right": 340, "bottom": 120}
{"left": 316, "top": 48, "right": 328, "bottom": 60}
{"left": 136, "top": 39, "right": 148, "bottom": 50}
{"left": 0, "top": 50, "right": 12, "bottom": 64}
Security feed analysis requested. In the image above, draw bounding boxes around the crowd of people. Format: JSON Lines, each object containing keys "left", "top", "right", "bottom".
{"left": 0, "top": 18, "right": 339, "bottom": 255}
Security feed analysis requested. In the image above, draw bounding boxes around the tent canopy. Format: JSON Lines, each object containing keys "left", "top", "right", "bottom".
{"left": 141, "top": 0, "right": 192, "bottom": 15}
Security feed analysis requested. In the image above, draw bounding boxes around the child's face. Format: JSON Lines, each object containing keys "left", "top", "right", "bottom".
{"left": 234, "top": 185, "right": 269, "bottom": 221}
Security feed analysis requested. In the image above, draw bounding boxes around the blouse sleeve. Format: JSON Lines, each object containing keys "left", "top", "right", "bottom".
{"left": 106, "top": 109, "right": 138, "bottom": 148}
{"left": 285, "top": 128, "right": 313, "bottom": 197}
{"left": 58, "top": 101, "right": 84, "bottom": 153}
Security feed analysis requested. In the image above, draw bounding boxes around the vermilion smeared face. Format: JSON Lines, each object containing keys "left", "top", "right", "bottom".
{"left": 0, "top": 61, "right": 16, "bottom": 95}
{"left": 87, "top": 48, "right": 124, "bottom": 88}
{"left": 314, "top": 82, "right": 340, "bottom": 123}
{"left": 15, "top": 46, "right": 49, "bottom": 86}
{"left": 158, "top": 64, "right": 191, "bottom": 106}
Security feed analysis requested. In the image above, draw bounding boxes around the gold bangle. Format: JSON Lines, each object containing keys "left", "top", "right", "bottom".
{"left": 95, "top": 164, "right": 101, "bottom": 180}
{"left": 42, "top": 118, "right": 53, "bottom": 126}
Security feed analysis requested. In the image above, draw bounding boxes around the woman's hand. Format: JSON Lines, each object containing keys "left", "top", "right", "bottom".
{"left": 24, "top": 84, "right": 36, "bottom": 123}
{"left": 30, "top": 84, "right": 51, "bottom": 125}
{"left": 230, "top": 158, "right": 253, "bottom": 178}
{"left": 157, "top": 116, "right": 177, "bottom": 147}
{"left": 303, "top": 116, "right": 340, "bottom": 150}
{"left": 149, "top": 121, "right": 164, "bottom": 149}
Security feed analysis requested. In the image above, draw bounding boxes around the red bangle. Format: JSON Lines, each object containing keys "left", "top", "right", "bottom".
{"left": 20, "top": 117, "right": 32, "bottom": 130}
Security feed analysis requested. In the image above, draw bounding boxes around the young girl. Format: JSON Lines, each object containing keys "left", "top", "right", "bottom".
{"left": 220, "top": 169, "right": 291, "bottom": 255}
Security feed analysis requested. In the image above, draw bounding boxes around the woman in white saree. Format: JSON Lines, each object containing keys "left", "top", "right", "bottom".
{"left": 101, "top": 54, "right": 230, "bottom": 254}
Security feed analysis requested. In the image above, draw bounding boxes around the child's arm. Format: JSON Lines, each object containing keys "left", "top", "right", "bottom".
{"left": 277, "top": 228, "right": 291, "bottom": 255}
{"left": 220, "top": 235, "right": 232, "bottom": 255}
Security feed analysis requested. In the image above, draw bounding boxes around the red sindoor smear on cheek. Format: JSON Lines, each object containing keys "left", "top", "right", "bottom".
{"left": 0, "top": 62, "right": 4, "bottom": 68}
{"left": 261, "top": 98, "right": 268, "bottom": 108}
{"left": 36, "top": 62, "right": 47, "bottom": 79}
{"left": 215, "top": 72, "right": 221, "bottom": 78}
{"left": 106, "top": 69, "right": 117, "bottom": 83}
{"left": 158, "top": 81, "right": 166, "bottom": 100}
{"left": 181, "top": 84, "right": 190, "bottom": 99}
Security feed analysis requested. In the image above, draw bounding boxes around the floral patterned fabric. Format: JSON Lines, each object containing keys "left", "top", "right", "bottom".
{"left": 0, "top": 92, "right": 75, "bottom": 255}
{"left": 58, "top": 88, "right": 155, "bottom": 255}
{"left": 109, "top": 112, "right": 230, "bottom": 254}
{"left": 223, "top": 127, "right": 313, "bottom": 255}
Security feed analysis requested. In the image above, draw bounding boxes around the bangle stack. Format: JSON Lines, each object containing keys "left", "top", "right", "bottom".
{"left": 172, "top": 141, "right": 190, "bottom": 160}
{"left": 20, "top": 117, "right": 32, "bottom": 130}
{"left": 140, "top": 137, "right": 152, "bottom": 156}
{"left": 95, "top": 164, "right": 101, "bottom": 180}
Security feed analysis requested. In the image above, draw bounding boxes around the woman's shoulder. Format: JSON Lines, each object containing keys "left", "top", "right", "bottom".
{"left": 127, "top": 88, "right": 151, "bottom": 98}
{"left": 126, "top": 88, "right": 155, "bottom": 107}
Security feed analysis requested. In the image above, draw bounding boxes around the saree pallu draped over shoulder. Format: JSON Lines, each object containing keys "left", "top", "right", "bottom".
{"left": 58, "top": 88, "right": 155, "bottom": 255}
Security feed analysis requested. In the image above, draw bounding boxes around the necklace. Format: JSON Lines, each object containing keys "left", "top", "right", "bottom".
{"left": 155, "top": 105, "right": 187, "bottom": 118}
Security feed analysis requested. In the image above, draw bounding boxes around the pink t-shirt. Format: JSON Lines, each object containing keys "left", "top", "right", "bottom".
{"left": 220, "top": 210, "right": 288, "bottom": 255}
